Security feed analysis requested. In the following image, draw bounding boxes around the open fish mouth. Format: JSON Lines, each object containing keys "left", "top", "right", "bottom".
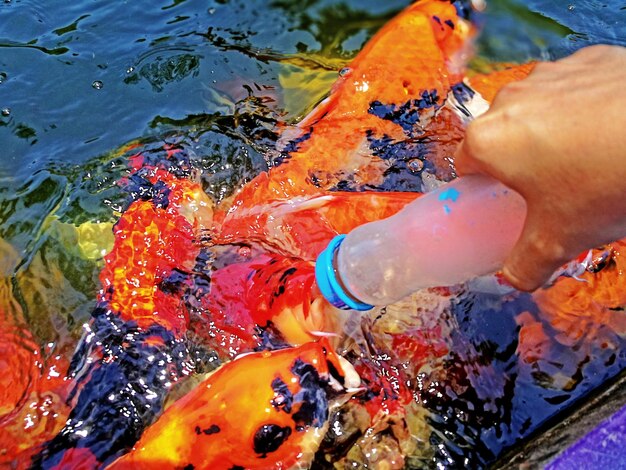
{"left": 328, "top": 353, "right": 362, "bottom": 394}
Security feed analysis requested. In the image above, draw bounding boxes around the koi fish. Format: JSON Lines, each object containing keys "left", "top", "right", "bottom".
{"left": 34, "top": 147, "right": 215, "bottom": 468}
{"left": 219, "top": 0, "right": 474, "bottom": 213}
{"left": 0, "top": 238, "right": 71, "bottom": 468}
{"left": 109, "top": 339, "right": 359, "bottom": 469}
{"left": 0, "top": 311, "right": 70, "bottom": 468}
{"left": 523, "top": 242, "right": 626, "bottom": 352}
{"left": 204, "top": 193, "right": 420, "bottom": 352}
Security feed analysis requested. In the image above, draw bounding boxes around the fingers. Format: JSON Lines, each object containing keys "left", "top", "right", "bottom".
{"left": 454, "top": 109, "right": 528, "bottom": 187}
{"left": 453, "top": 138, "right": 478, "bottom": 176}
{"left": 454, "top": 115, "right": 500, "bottom": 176}
{"left": 501, "top": 211, "right": 569, "bottom": 291}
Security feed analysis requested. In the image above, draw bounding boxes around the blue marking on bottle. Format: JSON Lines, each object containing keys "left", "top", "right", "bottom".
{"left": 438, "top": 187, "right": 460, "bottom": 202}
{"left": 443, "top": 204, "right": 451, "bottom": 215}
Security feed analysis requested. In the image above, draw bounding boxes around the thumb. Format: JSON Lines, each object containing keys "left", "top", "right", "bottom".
{"left": 501, "top": 211, "right": 568, "bottom": 292}
{"left": 454, "top": 138, "right": 480, "bottom": 176}
{"left": 454, "top": 114, "right": 508, "bottom": 177}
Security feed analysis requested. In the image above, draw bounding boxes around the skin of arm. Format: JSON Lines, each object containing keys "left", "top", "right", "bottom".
{"left": 455, "top": 44, "right": 626, "bottom": 291}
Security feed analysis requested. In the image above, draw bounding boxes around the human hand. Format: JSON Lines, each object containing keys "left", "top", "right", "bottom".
{"left": 455, "top": 45, "right": 626, "bottom": 291}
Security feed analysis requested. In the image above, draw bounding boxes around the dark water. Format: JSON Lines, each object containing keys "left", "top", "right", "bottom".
{"left": 0, "top": 0, "right": 625, "bottom": 468}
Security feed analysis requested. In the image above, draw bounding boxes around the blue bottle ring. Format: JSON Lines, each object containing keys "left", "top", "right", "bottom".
{"left": 315, "top": 234, "right": 374, "bottom": 311}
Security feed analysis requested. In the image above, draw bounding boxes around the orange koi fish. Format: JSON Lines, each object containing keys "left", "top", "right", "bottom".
{"left": 517, "top": 241, "right": 626, "bottom": 364}
{"left": 0, "top": 311, "right": 70, "bottom": 468}
{"left": 467, "top": 62, "right": 536, "bottom": 103}
{"left": 110, "top": 339, "right": 359, "bottom": 469}
{"left": 218, "top": 0, "right": 473, "bottom": 214}
{"left": 0, "top": 240, "right": 72, "bottom": 468}
{"left": 204, "top": 193, "right": 420, "bottom": 351}
{"left": 35, "top": 147, "right": 215, "bottom": 468}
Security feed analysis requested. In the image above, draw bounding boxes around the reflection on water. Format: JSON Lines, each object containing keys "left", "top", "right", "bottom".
{"left": 0, "top": 0, "right": 625, "bottom": 468}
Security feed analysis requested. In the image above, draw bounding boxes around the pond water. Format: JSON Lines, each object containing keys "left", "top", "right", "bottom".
{"left": 0, "top": 0, "right": 625, "bottom": 468}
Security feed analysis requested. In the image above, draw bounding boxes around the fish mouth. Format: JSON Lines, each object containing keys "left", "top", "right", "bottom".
{"left": 327, "top": 355, "right": 362, "bottom": 394}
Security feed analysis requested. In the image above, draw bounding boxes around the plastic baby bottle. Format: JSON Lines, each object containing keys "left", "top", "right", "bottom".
{"left": 315, "top": 174, "right": 528, "bottom": 310}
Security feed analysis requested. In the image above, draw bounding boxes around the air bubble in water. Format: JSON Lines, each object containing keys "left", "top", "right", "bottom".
{"left": 238, "top": 246, "right": 252, "bottom": 258}
{"left": 339, "top": 67, "right": 351, "bottom": 77}
{"left": 1, "top": 108, "right": 10, "bottom": 117}
{"left": 92, "top": 80, "right": 103, "bottom": 90}
{"left": 407, "top": 158, "right": 424, "bottom": 173}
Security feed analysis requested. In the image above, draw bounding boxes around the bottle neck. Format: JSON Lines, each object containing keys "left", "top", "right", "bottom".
{"left": 315, "top": 235, "right": 374, "bottom": 311}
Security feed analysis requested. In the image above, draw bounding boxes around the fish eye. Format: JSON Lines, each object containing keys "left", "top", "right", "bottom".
{"left": 253, "top": 423, "right": 292, "bottom": 457}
